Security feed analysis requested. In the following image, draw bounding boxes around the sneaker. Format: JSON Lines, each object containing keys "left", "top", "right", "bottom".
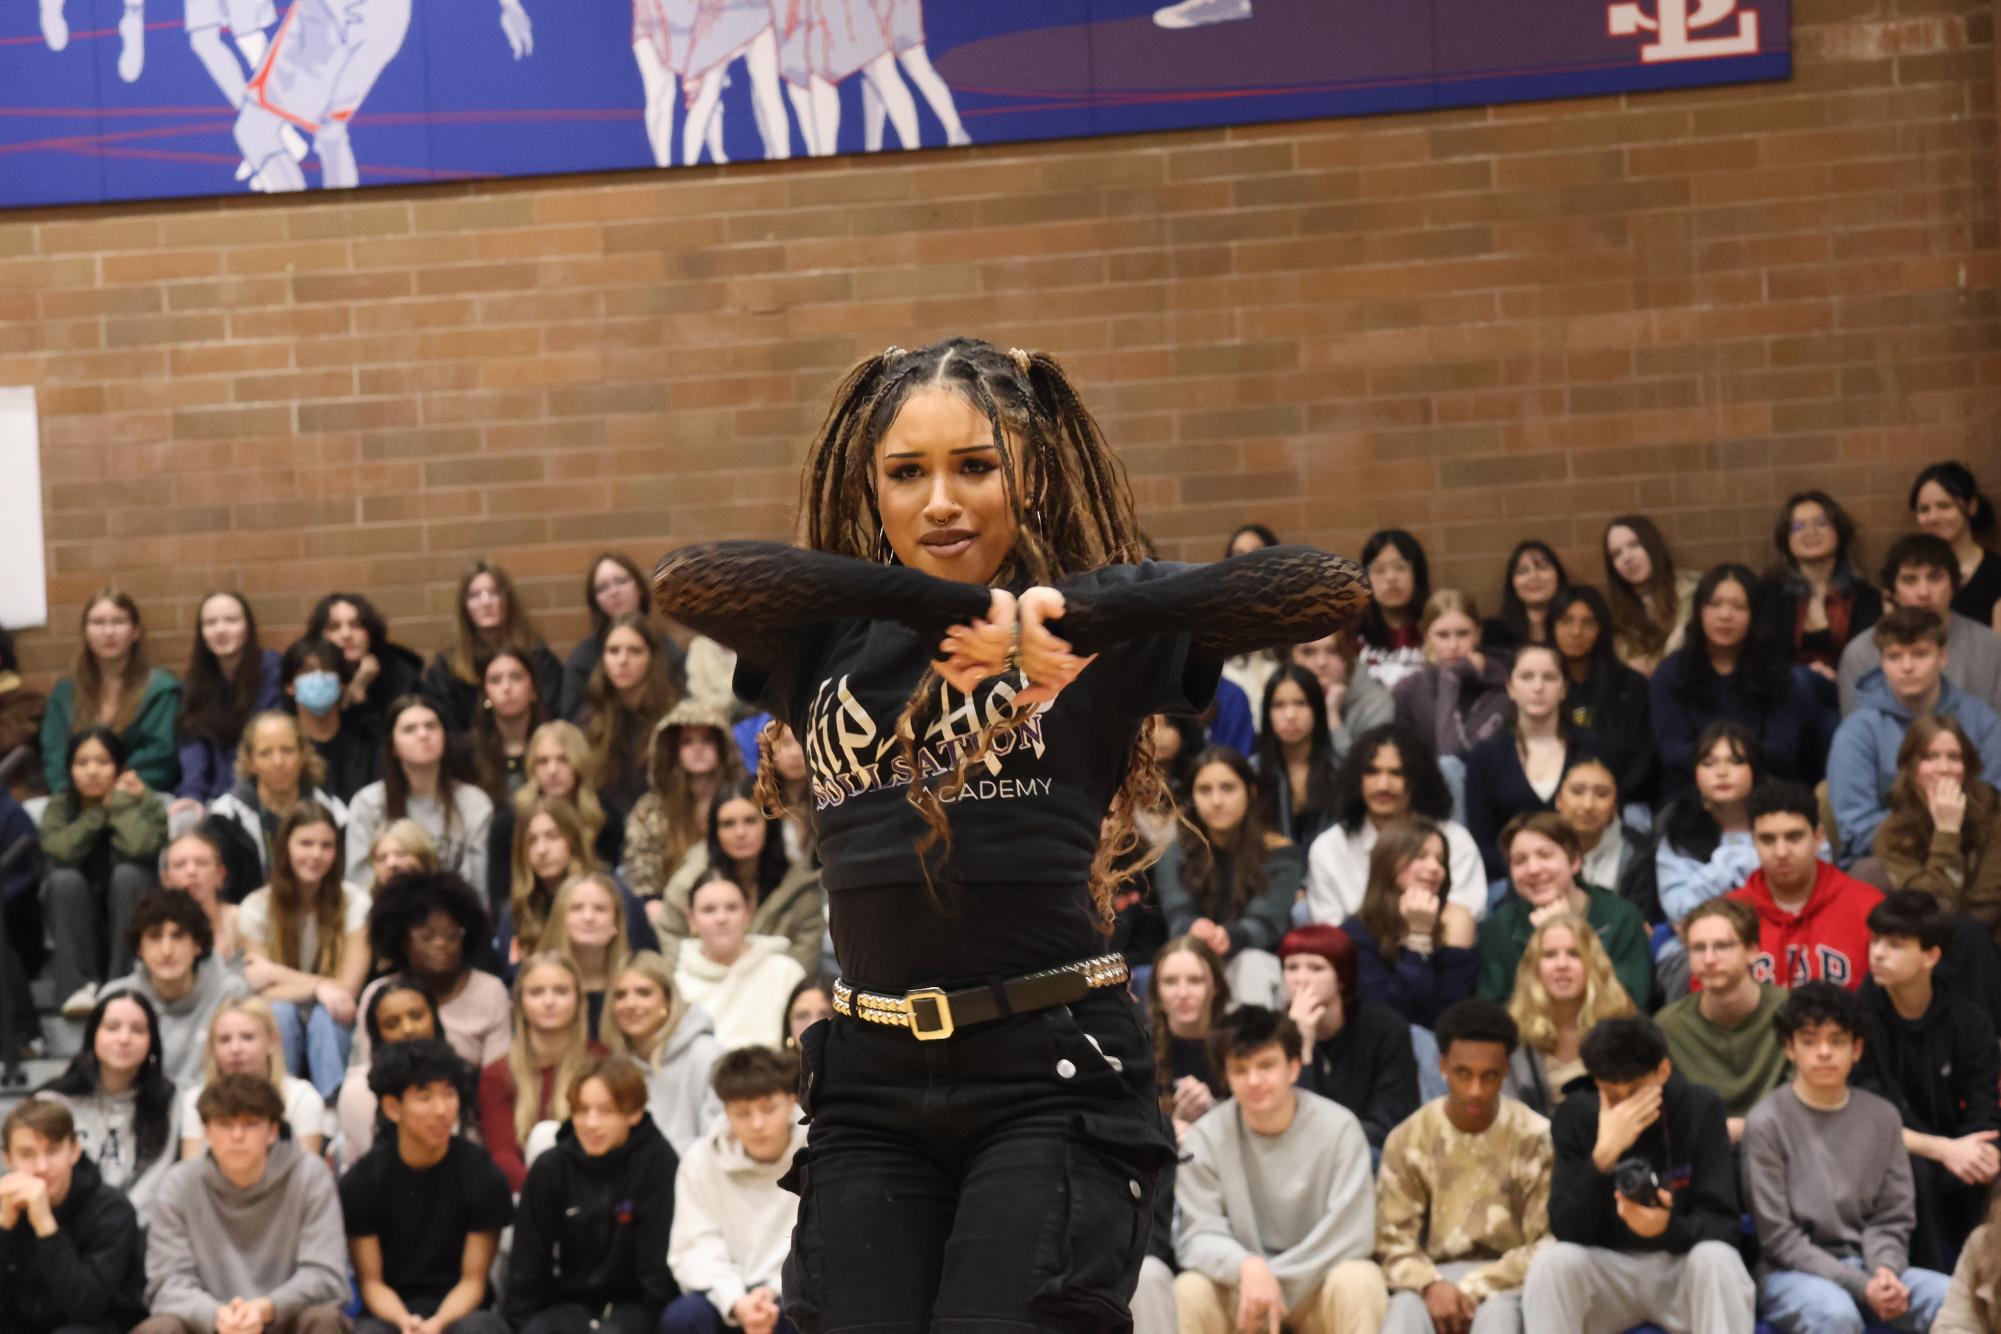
{"left": 60, "top": 981, "right": 98, "bottom": 1020}
{"left": 1152, "top": 0, "right": 1252, "bottom": 28}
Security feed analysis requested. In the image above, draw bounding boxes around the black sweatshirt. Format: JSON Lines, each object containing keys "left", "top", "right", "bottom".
{"left": 1852, "top": 980, "right": 2001, "bottom": 1139}
{"left": 654, "top": 541, "right": 1365, "bottom": 990}
{"left": 0, "top": 1155, "right": 147, "bottom": 1333}
{"left": 503, "top": 1116, "right": 679, "bottom": 1325}
{"left": 1294, "top": 998, "right": 1421, "bottom": 1150}
{"left": 1548, "top": 1071, "right": 1741, "bottom": 1254}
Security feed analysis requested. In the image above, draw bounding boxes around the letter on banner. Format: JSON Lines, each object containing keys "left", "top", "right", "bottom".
{"left": 1608, "top": 0, "right": 1760, "bottom": 62}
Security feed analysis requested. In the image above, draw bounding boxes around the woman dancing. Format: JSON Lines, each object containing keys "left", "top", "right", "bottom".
{"left": 652, "top": 336, "right": 1364, "bottom": 1331}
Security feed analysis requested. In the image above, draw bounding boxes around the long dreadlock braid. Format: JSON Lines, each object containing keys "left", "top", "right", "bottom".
{"left": 756, "top": 335, "right": 1173, "bottom": 930}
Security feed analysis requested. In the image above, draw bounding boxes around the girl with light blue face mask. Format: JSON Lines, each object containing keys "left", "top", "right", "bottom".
{"left": 283, "top": 644, "right": 347, "bottom": 734}
{"left": 282, "top": 638, "right": 348, "bottom": 722}
{"left": 278, "top": 637, "right": 375, "bottom": 808}
{"left": 293, "top": 670, "right": 342, "bottom": 717}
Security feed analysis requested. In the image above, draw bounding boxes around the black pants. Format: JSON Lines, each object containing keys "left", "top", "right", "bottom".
{"left": 1911, "top": 1153, "right": 1986, "bottom": 1272}
{"left": 356, "top": 1314, "right": 509, "bottom": 1334}
{"left": 516, "top": 1305, "right": 657, "bottom": 1334}
{"left": 783, "top": 988, "right": 1174, "bottom": 1334}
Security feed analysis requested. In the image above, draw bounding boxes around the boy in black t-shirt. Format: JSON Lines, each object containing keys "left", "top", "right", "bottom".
{"left": 340, "top": 1039, "right": 513, "bottom": 1334}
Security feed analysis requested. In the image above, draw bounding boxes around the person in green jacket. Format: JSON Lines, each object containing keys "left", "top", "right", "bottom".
{"left": 39, "top": 589, "right": 182, "bottom": 796}
{"left": 1477, "top": 810, "right": 1653, "bottom": 1009}
{"left": 41, "top": 725, "right": 168, "bottom": 1021}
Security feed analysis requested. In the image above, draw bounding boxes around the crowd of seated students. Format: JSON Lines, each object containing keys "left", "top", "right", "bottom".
{"left": 1110, "top": 459, "right": 2001, "bottom": 1334}
{"left": 3, "top": 463, "right": 2001, "bottom": 1330}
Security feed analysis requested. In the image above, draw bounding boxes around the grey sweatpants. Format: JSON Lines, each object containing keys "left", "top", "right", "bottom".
{"left": 1522, "top": 1240, "right": 1754, "bottom": 1334}
{"left": 44, "top": 861, "right": 151, "bottom": 998}
{"left": 1383, "top": 1260, "right": 1525, "bottom": 1334}
{"left": 1133, "top": 1255, "right": 1177, "bottom": 1334}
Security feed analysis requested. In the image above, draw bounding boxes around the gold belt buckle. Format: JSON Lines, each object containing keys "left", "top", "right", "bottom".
{"left": 905, "top": 987, "right": 955, "bottom": 1040}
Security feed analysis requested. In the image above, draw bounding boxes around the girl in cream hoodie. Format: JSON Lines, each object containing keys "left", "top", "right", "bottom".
{"left": 674, "top": 875, "right": 805, "bottom": 1051}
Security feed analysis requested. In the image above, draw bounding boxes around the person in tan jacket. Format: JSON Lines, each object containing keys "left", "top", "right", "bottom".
{"left": 1377, "top": 998, "right": 1551, "bottom": 1334}
{"left": 1937, "top": 1217, "right": 2001, "bottom": 1333}
{"left": 1873, "top": 713, "right": 2001, "bottom": 940}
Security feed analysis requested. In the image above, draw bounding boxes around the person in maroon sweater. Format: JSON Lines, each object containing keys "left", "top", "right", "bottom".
{"left": 1728, "top": 780, "right": 1881, "bottom": 990}
{"left": 476, "top": 953, "right": 603, "bottom": 1191}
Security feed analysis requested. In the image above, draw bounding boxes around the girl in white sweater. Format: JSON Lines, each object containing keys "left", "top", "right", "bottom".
{"left": 673, "top": 875, "right": 804, "bottom": 1051}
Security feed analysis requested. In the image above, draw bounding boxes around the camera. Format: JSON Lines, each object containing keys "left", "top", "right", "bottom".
{"left": 1613, "top": 1157, "right": 1662, "bottom": 1208}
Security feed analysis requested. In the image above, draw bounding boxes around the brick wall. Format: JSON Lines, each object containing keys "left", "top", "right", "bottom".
{"left": 3, "top": 0, "right": 2001, "bottom": 680}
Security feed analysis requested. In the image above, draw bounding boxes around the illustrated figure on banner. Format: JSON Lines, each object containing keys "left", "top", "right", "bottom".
{"left": 860, "top": 0, "right": 970, "bottom": 150}
{"left": 236, "top": 0, "right": 534, "bottom": 193}
{"left": 40, "top": 0, "right": 283, "bottom": 92}
{"left": 39, "top": 0, "right": 311, "bottom": 183}
{"left": 676, "top": 0, "right": 791, "bottom": 166}
{"left": 636, "top": 0, "right": 967, "bottom": 165}
{"left": 40, "top": 0, "right": 146, "bottom": 80}
{"left": 771, "top": 0, "right": 970, "bottom": 159}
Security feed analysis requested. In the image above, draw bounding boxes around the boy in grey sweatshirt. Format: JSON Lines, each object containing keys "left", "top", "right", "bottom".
{"left": 1837, "top": 535, "right": 2001, "bottom": 718}
{"left": 103, "top": 891, "right": 248, "bottom": 1092}
{"left": 1742, "top": 981, "right": 1950, "bottom": 1333}
{"left": 1173, "top": 1005, "right": 1387, "bottom": 1334}
{"left": 135, "top": 1074, "right": 348, "bottom": 1334}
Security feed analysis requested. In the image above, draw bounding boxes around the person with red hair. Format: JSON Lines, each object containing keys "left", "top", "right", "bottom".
{"left": 1278, "top": 924, "right": 1418, "bottom": 1152}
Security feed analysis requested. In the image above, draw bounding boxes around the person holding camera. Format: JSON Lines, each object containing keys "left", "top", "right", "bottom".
{"left": 1522, "top": 1015, "right": 1755, "bottom": 1333}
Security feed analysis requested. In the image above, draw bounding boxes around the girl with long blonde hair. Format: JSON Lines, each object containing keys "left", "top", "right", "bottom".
{"left": 506, "top": 795, "right": 598, "bottom": 962}
{"left": 516, "top": 721, "right": 608, "bottom": 842}
{"left": 542, "top": 871, "right": 632, "bottom": 1041}
{"left": 484, "top": 719, "right": 612, "bottom": 919}
{"left": 478, "top": 951, "right": 595, "bottom": 1192}
{"left": 1504, "top": 911, "right": 1635, "bottom": 1114}
{"left": 599, "top": 949, "right": 724, "bottom": 1154}
{"left": 365, "top": 818, "right": 440, "bottom": 889}
{"left": 177, "top": 996, "right": 326, "bottom": 1158}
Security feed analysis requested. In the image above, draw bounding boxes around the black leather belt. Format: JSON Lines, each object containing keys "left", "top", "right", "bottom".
{"left": 832, "top": 953, "right": 1131, "bottom": 1040}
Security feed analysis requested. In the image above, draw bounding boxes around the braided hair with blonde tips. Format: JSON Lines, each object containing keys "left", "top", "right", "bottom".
{"left": 776, "top": 335, "right": 1170, "bottom": 929}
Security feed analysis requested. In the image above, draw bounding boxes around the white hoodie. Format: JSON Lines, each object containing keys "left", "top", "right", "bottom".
{"left": 668, "top": 1114, "right": 807, "bottom": 1320}
{"left": 674, "top": 935, "right": 807, "bottom": 1052}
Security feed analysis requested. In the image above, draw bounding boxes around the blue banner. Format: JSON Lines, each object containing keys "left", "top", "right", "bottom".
{"left": 0, "top": 0, "right": 1791, "bottom": 211}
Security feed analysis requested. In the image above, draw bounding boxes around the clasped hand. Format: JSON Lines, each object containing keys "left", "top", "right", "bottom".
{"left": 936, "top": 587, "right": 1097, "bottom": 708}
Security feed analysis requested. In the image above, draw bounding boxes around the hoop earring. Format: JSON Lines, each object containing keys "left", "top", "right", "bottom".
{"left": 876, "top": 526, "right": 899, "bottom": 566}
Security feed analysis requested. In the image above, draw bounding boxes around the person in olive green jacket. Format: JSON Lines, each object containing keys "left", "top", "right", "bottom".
{"left": 651, "top": 778, "right": 824, "bottom": 974}
{"left": 39, "top": 591, "right": 181, "bottom": 796}
{"left": 1477, "top": 811, "right": 1654, "bottom": 1010}
{"left": 40, "top": 725, "right": 168, "bottom": 1020}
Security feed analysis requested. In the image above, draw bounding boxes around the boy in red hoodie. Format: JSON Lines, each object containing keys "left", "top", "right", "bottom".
{"left": 1727, "top": 781, "right": 1882, "bottom": 990}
